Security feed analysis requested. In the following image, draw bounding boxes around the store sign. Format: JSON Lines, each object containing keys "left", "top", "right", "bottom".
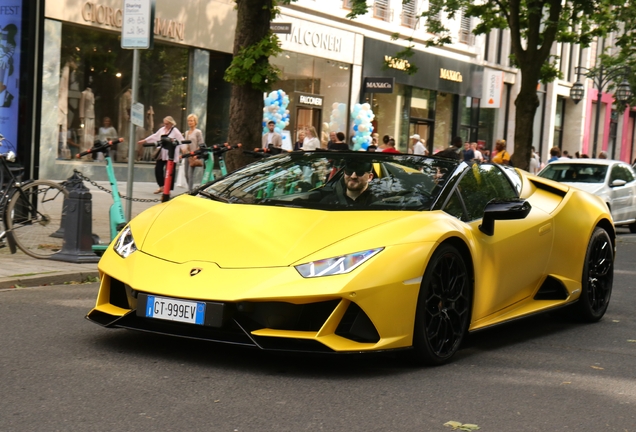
{"left": 480, "top": 69, "right": 503, "bottom": 108}
{"left": 81, "top": 1, "right": 184, "bottom": 41}
{"left": 0, "top": 0, "right": 22, "bottom": 155}
{"left": 275, "top": 15, "right": 355, "bottom": 64}
{"left": 385, "top": 56, "right": 411, "bottom": 72}
{"left": 296, "top": 93, "right": 324, "bottom": 108}
{"left": 364, "top": 77, "right": 394, "bottom": 93}
{"left": 440, "top": 68, "right": 463, "bottom": 83}
{"left": 271, "top": 23, "right": 292, "bottom": 34}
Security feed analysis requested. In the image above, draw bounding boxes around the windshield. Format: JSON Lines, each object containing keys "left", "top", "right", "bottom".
{"left": 197, "top": 152, "right": 459, "bottom": 210}
{"left": 539, "top": 163, "right": 608, "bottom": 183}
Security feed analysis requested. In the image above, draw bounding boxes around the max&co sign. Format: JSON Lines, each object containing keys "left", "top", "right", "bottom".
{"left": 363, "top": 77, "right": 394, "bottom": 94}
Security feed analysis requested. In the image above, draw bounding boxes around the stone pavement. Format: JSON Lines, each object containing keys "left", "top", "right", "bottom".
{"left": 0, "top": 179, "right": 191, "bottom": 288}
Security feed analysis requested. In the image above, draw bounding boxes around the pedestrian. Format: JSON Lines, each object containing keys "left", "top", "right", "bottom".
{"left": 409, "top": 134, "right": 426, "bottom": 155}
{"left": 262, "top": 120, "right": 282, "bottom": 149}
{"left": 327, "top": 131, "right": 338, "bottom": 150}
{"left": 547, "top": 146, "right": 561, "bottom": 164}
{"left": 382, "top": 138, "right": 400, "bottom": 153}
{"left": 598, "top": 151, "right": 608, "bottom": 159}
{"left": 302, "top": 126, "right": 321, "bottom": 151}
{"left": 491, "top": 139, "right": 511, "bottom": 165}
{"left": 137, "top": 116, "right": 185, "bottom": 194}
{"left": 471, "top": 142, "right": 483, "bottom": 162}
{"left": 293, "top": 129, "right": 305, "bottom": 151}
{"left": 463, "top": 142, "right": 474, "bottom": 162}
{"left": 436, "top": 136, "right": 463, "bottom": 160}
{"left": 183, "top": 113, "right": 204, "bottom": 192}
{"left": 377, "top": 135, "right": 390, "bottom": 152}
{"left": 330, "top": 132, "right": 350, "bottom": 151}
{"left": 529, "top": 146, "right": 540, "bottom": 174}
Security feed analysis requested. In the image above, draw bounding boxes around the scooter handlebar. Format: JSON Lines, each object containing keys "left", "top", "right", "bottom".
{"left": 76, "top": 138, "right": 124, "bottom": 158}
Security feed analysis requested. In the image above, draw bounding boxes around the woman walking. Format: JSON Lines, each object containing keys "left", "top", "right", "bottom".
{"left": 183, "top": 114, "right": 205, "bottom": 191}
{"left": 137, "top": 116, "right": 185, "bottom": 194}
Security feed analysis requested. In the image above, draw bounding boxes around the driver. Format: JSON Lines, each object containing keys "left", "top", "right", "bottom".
{"left": 321, "top": 160, "right": 376, "bottom": 206}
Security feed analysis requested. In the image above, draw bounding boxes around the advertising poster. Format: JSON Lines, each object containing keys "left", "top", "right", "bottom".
{"left": 0, "top": 1, "right": 21, "bottom": 154}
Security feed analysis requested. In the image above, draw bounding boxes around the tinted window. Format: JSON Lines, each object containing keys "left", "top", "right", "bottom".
{"left": 539, "top": 163, "right": 608, "bottom": 183}
{"left": 610, "top": 165, "right": 634, "bottom": 183}
{"left": 453, "top": 164, "right": 517, "bottom": 221}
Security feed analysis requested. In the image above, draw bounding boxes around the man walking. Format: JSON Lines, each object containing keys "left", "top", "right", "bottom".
{"left": 262, "top": 120, "right": 282, "bottom": 149}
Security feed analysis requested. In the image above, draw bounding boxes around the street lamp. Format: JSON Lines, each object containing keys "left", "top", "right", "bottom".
{"left": 570, "top": 65, "right": 632, "bottom": 159}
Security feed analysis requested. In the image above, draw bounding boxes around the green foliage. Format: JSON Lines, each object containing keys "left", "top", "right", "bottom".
{"left": 224, "top": 33, "right": 283, "bottom": 92}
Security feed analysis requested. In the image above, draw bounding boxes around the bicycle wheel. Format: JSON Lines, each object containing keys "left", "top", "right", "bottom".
{"left": 6, "top": 180, "right": 68, "bottom": 259}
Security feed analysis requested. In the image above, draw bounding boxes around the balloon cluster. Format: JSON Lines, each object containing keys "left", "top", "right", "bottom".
{"left": 263, "top": 90, "right": 290, "bottom": 138}
{"left": 328, "top": 102, "right": 347, "bottom": 135}
{"left": 351, "top": 103, "right": 375, "bottom": 150}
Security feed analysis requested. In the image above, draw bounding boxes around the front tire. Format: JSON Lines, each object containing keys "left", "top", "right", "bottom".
{"left": 412, "top": 244, "right": 472, "bottom": 365}
{"left": 574, "top": 226, "right": 613, "bottom": 322}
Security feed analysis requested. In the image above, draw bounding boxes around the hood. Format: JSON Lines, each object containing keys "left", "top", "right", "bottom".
{"left": 139, "top": 196, "right": 407, "bottom": 268}
{"left": 560, "top": 182, "right": 604, "bottom": 195}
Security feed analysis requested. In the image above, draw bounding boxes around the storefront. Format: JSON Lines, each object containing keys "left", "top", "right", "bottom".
{"left": 271, "top": 14, "right": 360, "bottom": 147}
{"left": 37, "top": 0, "right": 236, "bottom": 182}
{"left": 361, "top": 38, "right": 483, "bottom": 153}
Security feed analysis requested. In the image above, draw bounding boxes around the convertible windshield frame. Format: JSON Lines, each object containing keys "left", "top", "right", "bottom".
{"left": 197, "top": 151, "right": 459, "bottom": 211}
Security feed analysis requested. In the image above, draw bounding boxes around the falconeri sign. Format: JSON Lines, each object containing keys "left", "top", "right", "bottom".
{"left": 296, "top": 92, "right": 324, "bottom": 108}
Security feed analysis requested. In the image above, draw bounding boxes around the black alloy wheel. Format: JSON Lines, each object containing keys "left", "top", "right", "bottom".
{"left": 574, "top": 226, "right": 613, "bottom": 322}
{"left": 413, "top": 244, "right": 472, "bottom": 365}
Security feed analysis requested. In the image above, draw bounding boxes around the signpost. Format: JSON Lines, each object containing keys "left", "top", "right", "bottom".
{"left": 121, "top": 0, "right": 154, "bottom": 221}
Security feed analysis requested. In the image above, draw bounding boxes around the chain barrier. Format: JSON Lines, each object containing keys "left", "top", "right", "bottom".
{"left": 72, "top": 169, "right": 189, "bottom": 203}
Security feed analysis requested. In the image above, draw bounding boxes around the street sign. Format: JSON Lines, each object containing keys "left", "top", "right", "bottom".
{"left": 131, "top": 102, "right": 144, "bottom": 127}
{"left": 121, "top": 0, "right": 155, "bottom": 49}
{"left": 271, "top": 23, "right": 292, "bottom": 34}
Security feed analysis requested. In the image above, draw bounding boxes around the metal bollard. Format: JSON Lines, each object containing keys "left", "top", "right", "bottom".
{"left": 50, "top": 173, "right": 100, "bottom": 263}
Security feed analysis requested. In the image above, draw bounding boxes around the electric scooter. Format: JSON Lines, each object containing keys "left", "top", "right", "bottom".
{"left": 76, "top": 138, "right": 126, "bottom": 254}
{"left": 184, "top": 143, "right": 242, "bottom": 185}
{"left": 144, "top": 136, "right": 190, "bottom": 202}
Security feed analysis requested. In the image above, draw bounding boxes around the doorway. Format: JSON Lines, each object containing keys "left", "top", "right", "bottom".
{"left": 409, "top": 120, "right": 433, "bottom": 153}
{"left": 296, "top": 107, "right": 322, "bottom": 142}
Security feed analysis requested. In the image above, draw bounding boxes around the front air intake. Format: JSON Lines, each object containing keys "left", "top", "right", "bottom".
{"left": 335, "top": 302, "right": 380, "bottom": 343}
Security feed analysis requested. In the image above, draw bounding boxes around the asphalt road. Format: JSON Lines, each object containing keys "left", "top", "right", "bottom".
{"left": 1, "top": 233, "right": 635, "bottom": 431}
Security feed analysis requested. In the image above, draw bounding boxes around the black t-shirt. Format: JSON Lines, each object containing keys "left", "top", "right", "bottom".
{"left": 436, "top": 146, "right": 462, "bottom": 160}
{"left": 320, "top": 179, "right": 377, "bottom": 207}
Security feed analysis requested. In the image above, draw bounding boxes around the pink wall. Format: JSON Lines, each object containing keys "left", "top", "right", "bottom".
{"left": 582, "top": 89, "right": 633, "bottom": 161}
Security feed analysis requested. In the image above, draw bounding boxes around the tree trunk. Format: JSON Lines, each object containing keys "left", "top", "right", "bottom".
{"left": 225, "top": 0, "right": 273, "bottom": 172}
{"left": 511, "top": 65, "right": 542, "bottom": 171}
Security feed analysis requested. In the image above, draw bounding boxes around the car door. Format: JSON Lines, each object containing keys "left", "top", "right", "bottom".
{"left": 442, "top": 164, "right": 553, "bottom": 321}
{"left": 608, "top": 164, "right": 636, "bottom": 223}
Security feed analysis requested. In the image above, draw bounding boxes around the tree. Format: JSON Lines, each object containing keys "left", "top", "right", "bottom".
{"left": 224, "top": 0, "right": 285, "bottom": 171}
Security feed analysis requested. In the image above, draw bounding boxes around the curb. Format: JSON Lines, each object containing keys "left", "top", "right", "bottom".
{"left": 0, "top": 271, "right": 100, "bottom": 289}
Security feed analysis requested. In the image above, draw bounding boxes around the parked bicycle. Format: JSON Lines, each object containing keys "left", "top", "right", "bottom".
{"left": 1, "top": 137, "right": 68, "bottom": 259}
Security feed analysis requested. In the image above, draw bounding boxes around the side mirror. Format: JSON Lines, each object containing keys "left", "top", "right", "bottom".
{"left": 479, "top": 199, "right": 532, "bottom": 236}
{"left": 610, "top": 179, "right": 627, "bottom": 187}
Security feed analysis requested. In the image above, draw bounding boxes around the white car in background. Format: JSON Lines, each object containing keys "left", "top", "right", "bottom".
{"left": 538, "top": 159, "right": 636, "bottom": 232}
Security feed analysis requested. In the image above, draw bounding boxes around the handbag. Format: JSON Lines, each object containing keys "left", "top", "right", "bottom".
{"left": 176, "top": 159, "right": 187, "bottom": 188}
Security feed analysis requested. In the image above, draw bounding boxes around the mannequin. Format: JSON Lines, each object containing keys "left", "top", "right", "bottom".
{"left": 57, "top": 59, "right": 76, "bottom": 159}
{"left": 79, "top": 86, "right": 95, "bottom": 154}
{"left": 117, "top": 88, "right": 132, "bottom": 162}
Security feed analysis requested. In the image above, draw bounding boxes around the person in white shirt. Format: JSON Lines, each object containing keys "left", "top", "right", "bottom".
{"left": 137, "top": 116, "right": 185, "bottom": 193}
{"left": 409, "top": 134, "right": 427, "bottom": 155}
{"left": 471, "top": 142, "right": 483, "bottom": 162}
{"left": 261, "top": 120, "right": 282, "bottom": 148}
{"left": 302, "top": 126, "right": 321, "bottom": 151}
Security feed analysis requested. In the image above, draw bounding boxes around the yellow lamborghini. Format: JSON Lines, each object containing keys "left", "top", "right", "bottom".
{"left": 87, "top": 151, "right": 615, "bottom": 365}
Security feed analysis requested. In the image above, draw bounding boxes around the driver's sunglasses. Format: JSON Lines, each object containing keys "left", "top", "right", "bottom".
{"left": 344, "top": 168, "right": 370, "bottom": 177}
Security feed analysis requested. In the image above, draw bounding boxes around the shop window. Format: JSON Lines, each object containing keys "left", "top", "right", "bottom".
{"left": 553, "top": 97, "right": 565, "bottom": 149}
{"left": 374, "top": 0, "right": 391, "bottom": 22}
{"left": 401, "top": 0, "right": 418, "bottom": 28}
{"left": 54, "top": 24, "right": 189, "bottom": 164}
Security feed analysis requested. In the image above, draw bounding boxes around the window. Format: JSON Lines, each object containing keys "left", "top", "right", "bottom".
{"left": 402, "top": 0, "right": 418, "bottom": 28}
{"left": 458, "top": 8, "right": 472, "bottom": 44}
{"left": 374, "top": 0, "right": 391, "bottom": 21}
{"left": 342, "top": 0, "right": 354, "bottom": 9}
{"left": 426, "top": 0, "right": 442, "bottom": 33}
{"left": 449, "top": 164, "right": 517, "bottom": 221}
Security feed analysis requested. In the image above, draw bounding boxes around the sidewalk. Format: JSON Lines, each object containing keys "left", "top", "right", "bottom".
{"left": 0, "top": 180, "right": 188, "bottom": 288}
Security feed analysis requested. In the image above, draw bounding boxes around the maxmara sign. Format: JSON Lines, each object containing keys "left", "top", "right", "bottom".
{"left": 80, "top": 1, "right": 185, "bottom": 41}
{"left": 275, "top": 15, "right": 356, "bottom": 64}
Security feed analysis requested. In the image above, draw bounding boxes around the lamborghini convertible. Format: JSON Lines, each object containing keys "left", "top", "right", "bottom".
{"left": 87, "top": 151, "right": 615, "bottom": 365}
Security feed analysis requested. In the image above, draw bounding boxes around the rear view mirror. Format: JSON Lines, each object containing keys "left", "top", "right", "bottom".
{"left": 479, "top": 199, "right": 531, "bottom": 236}
{"left": 610, "top": 179, "right": 626, "bottom": 187}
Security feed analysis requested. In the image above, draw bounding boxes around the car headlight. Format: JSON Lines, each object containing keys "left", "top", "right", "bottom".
{"left": 295, "top": 248, "right": 383, "bottom": 278}
{"left": 114, "top": 226, "right": 137, "bottom": 258}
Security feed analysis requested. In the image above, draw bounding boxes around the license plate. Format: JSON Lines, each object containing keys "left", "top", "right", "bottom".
{"left": 145, "top": 295, "right": 205, "bottom": 325}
